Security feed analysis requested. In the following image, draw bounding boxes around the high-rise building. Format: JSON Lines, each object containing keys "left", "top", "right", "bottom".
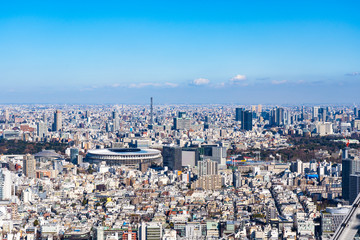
{"left": 235, "top": 108, "right": 244, "bottom": 122}
{"left": 354, "top": 107, "right": 359, "bottom": 118}
{"left": 112, "top": 111, "right": 120, "bottom": 131}
{"left": 36, "top": 121, "right": 47, "bottom": 137}
{"left": 349, "top": 174, "right": 360, "bottom": 204}
{"left": 342, "top": 148, "right": 360, "bottom": 202}
{"left": 242, "top": 110, "right": 253, "bottom": 131}
{"left": 150, "top": 97, "right": 154, "bottom": 126}
{"left": 4, "top": 109, "right": 9, "bottom": 122}
{"left": 319, "top": 107, "right": 327, "bottom": 122}
{"left": 313, "top": 106, "right": 320, "bottom": 121}
{"left": 275, "top": 107, "right": 284, "bottom": 126}
{"left": 163, "top": 146, "right": 182, "bottom": 171}
{"left": 0, "top": 169, "right": 12, "bottom": 200}
{"left": 198, "top": 159, "right": 218, "bottom": 176}
{"left": 23, "top": 154, "right": 36, "bottom": 178}
{"left": 52, "top": 110, "right": 62, "bottom": 131}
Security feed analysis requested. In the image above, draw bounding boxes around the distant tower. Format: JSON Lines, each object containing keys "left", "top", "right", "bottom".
{"left": 52, "top": 110, "right": 62, "bottom": 131}
{"left": 150, "top": 97, "right": 154, "bottom": 125}
{"left": 112, "top": 110, "right": 119, "bottom": 131}
{"left": 4, "top": 109, "right": 9, "bottom": 123}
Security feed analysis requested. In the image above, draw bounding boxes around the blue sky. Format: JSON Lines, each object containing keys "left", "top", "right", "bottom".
{"left": 1, "top": 1, "right": 360, "bottom": 104}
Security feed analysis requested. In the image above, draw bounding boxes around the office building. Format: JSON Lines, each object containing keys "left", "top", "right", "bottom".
{"left": 52, "top": 110, "right": 62, "bottom": 131}
{"left": 349, "top": 174, "right": 360, "bottom": 204}
{"left": 275, "top": 107, "right": 284, "bottom": 126}
{"left": 112, "top": 111, "right": 120, "bottom": 131}
{"left": 181, "top": 148, "right": 200, "bottom": 167}
{"left": 235, "top": 108, "right": 244, "bottom": 122}
{"left": 342, "top": 148, "right": 360, "bottom": 202}
{"left": 313, "top": 106, "right": 320, "bottom": 121}
{"left": 23, "top": 154, "right": 36, "bottom": 178}
{"left": 242, "top": 110, "right": 253, "bottom": 131}
{"left": 163, "top": 146, "right": 182, "bottom": 171}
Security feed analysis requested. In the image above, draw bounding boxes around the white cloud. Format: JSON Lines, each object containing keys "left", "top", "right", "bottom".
{"left": 231, "top": 74, "right": 247, "bottom": 81}
{"left": 271, "top": 80, "right": 288, "bottom": 85}
{"left": 192, "top": 78, "right": 210, "bottom": 86}
{"left": 230, "top": 74, "right": 247, "bottom": 84}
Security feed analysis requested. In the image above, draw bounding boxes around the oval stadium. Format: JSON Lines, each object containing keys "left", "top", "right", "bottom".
{"left": 85, "top": 148, "right": 162, "bottom": 172}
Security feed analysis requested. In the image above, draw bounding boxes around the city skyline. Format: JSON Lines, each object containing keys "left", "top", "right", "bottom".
{"left": 1, "top": 1, "right": 360, "bottom": 104}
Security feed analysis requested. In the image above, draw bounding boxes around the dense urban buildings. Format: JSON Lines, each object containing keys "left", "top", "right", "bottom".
{"left": 0, "top": 103, "right": 359, "bottom": 239}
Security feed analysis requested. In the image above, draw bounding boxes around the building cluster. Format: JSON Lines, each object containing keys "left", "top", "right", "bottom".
{"left": 0, "top": 103, "right": 358, "bottom": 239}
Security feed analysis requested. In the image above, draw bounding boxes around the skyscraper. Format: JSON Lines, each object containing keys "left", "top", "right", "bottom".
{"left": 349, "top": 174, "right": 360, "bottom": 204}
{"left": 242, "top": 110, "right": 253, "bottom": 131}
{"left": 52, "top": 110, "right": 62, "bottom": 131}
{"left": 275, "top": 107, "right": 284, "bottom": 126}
{"left": 112, "top": 111, "right": 120, "bottom": 131}
{"left": 313, "top": 106, "right": 320, "bottom": 121}
{"left": 235, "top": 108, "right": 244, "bottom": 122}
{"left": 23, "top": 154, "right": 36, "bottom": 178}
{"left": 4, "top": 109, "right": 9, "bottom": 122}
{"left": 342, "top": 147, "right": 360, "bottom": 202}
